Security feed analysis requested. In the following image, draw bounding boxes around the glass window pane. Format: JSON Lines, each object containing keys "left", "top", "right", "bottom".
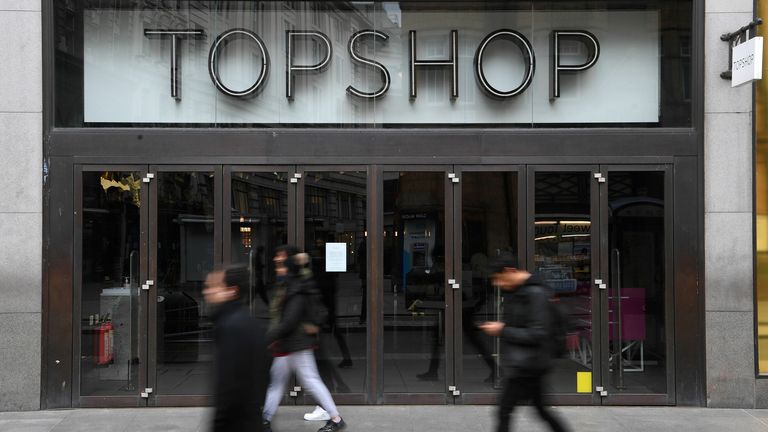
{"left": 461, "top": 172, "right": 519, "bottom": 392}
{"left": 304, "top": 171, "right": 368, "bottom": 394}
{"left": 607, "top": 171, "right": 666, "bottom": 394}
{"left": 230, "top": 172, "right": 289, "bottom": 307}
{"left": 155, "top": 171, "right": 215, "bottom": 395}
{"left": 534, "top": 171, "right": 593, "bottom": 394}
{"left": 383, "top": 172, "right": 446, "bottom": 392}
{"left": 55, "top": 1, "right": 692, "bottom": 128}
{"left": 80, "top": 171, "right": 142, "bottom": 396}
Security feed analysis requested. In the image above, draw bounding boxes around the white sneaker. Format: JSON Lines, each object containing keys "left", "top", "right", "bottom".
{"left": 304, "top": 406, "right": 330, "bottom": 421}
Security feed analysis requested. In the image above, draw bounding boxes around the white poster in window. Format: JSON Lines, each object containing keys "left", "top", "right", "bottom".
{"left": 326, "top": 242, "right": 347, "bottom": 272}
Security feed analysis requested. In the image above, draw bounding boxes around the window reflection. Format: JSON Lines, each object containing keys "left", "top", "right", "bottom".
{"left": 383, "top": 172, "right": 446, "bottom": 393}
{"left": 80, "top": 171, "right": 141, "bottom": 396}
{"left": 534, "top": 172, "right": 593, "bottom": 394}
{"left": 55, "top": 1, "right": 692, "bottom": 127}
{"left": 304, "top": 171, "right": 368, "bottom": 394}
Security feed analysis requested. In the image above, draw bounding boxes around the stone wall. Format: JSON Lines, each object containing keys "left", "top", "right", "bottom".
{"left": 0, "top": 0, "right": 42, "bottom": 411}
{"left": 704, "top": 0, "right": 760, "bottom": 408}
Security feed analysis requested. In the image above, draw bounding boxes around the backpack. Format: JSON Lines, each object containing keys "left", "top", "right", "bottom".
{"left": 549, "top": 299, "right": 570, "bottom": 358}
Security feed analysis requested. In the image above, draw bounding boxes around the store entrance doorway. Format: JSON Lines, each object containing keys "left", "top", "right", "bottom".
{"left": 72, "top": 164, "right": 673, "bottom": 407}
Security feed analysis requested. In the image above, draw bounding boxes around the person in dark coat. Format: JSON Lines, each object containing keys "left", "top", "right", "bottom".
{"left": 262, "top": 245, "right": 347, "bottom": 432}
{"left": 203, "top": 265, "right": 270, "bottom": 432}
{"left": 479, "top": 252, "right": 570, "bottom": 432}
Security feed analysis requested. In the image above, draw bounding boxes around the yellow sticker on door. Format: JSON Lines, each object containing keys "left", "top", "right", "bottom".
{"left": 577, "top": 372, "right": 592, "bottom": 393}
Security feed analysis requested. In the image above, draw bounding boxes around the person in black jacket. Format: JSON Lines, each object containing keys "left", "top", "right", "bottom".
{"left": 203, "top": 265, "right": 270, "bottom": 432}
{"left": 479, "top": 252, "right": 569, "bottom": 432}
{"left": 262, "top": 245, "right": 347, "bottom": 432}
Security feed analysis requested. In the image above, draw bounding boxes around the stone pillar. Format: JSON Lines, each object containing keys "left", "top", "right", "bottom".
{"left": 0, "top": 0, "right": 42, "bottom": 411}
{"left": 704, "top": 0, "right": 757, "bottom": 408}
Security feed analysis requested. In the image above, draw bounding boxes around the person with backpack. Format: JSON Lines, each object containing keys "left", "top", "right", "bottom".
{"left": 479, "top": 252, "right": 570, "bottom": 432}
{"left": 262, "top": 246, "right": 347, "bottom": 432}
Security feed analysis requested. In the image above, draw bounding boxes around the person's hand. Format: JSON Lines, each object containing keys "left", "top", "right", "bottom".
{"left": 479, "top": 321, "right": 505, "bottom": 336}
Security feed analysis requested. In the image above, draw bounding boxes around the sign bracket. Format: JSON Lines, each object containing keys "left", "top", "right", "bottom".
{"left": 720, "top": 18, "right": 763, "bottom": 80}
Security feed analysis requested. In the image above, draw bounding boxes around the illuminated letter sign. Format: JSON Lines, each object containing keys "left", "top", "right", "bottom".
{"left": 474, "top": 29, "right": 535, "bottom": 98}
{"left": 286, "top": 30, "right": 332, "bottom": 100}
{"left": 550, "top": 30, "right": 600, "bottom": 99}
{"left": 208, "top": 28, "right": 270, "bottom": 98}
{"left": 409, "top": 30, "right": 459, "bottom": 100}
{"left": 143, "top": 29, "right": 206, "bottom": 100}
{"left": 346, "top": 30, "right": 391, "bottom": 99}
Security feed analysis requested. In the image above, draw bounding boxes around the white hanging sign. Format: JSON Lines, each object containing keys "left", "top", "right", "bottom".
{"left": 732, "top": 36, "right": 764, "bottom": 87}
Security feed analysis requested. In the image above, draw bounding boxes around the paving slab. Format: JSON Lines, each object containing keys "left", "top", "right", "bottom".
{"left": 0, "top": 406, "right": 767, "bottom": 432}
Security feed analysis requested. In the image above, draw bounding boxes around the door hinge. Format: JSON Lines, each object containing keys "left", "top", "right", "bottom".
{"left": 593, "top": 172, "right": 606, "bottom": 183}
{"left": 594, "top": 279, "right": 606, "bottom": 290}
{"left": 290, "top": 173, "right": 302, "bottom": 183}
{"left": 448, "top": 173, "right": 460, "bottom": 183}
{"left": 141, "top": 387, "right": 153, "bottom": 398}
{"left": 142, "top": 173, "right": 155, "bottom": 183}
{"left": 448, "top": 385, "right": 460, "bottom": 396}
{"left": 596, "top": 386, "right": 608, "bottom": 397}
{"left": 448, "top": 278, "right": 460, "bottom": 290}
{"left": 141, "top": 280, "right": 154, "bottom": 291}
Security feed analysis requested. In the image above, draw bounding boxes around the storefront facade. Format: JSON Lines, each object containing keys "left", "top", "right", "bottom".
{"left": 6, "top": 0, "right": 766, "bottom": 411}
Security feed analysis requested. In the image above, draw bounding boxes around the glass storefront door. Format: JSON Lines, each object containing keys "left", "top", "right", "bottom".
{"left": 380, "top": 169, "right": 454, "bottom": 403}
{"left": 600, "top": 167, "right": 673, "bottom": 405}
{"left": 520, "top": 166, "right": 672, "bottom": 405}
{"left": 296, "top": 167, "right": 369, "bottom": 404}
{"left": 76, "top": 167, "right": 148, "bottom": 406}
{"left": 75, "top": 163, "right": 673, "bottom": 406}
{"left": 452, "top": 168, "right": 525, "bottom": 403}
{"left": 527, "top": 167, "right": 601, "bottom": 405}
{"left": 147, "top": 166, "right": 221, "bottom": 405}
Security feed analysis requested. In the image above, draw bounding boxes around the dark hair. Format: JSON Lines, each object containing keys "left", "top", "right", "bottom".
{"left": 223, "top": 264, "right": 251, "bottom": 297}
{"left": 276, "top": 244, "right": 302, "bottom": 277}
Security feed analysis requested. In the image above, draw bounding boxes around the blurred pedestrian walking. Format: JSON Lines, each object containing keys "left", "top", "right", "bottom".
{"left": 203, "top": 265, "right": 270, "bottom": 432}
{"left": 262, "top": 245, "right": 348, "bottom": 432}
{"left": 480, "top": 252, "right": 570, "bottom": 432}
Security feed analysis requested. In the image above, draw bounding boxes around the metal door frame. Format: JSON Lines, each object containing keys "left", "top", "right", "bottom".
{"left": 450, "top": 165, "right": 526, "bottom": 404}
{"left": 73, "top": 164, "right": 150, "bottom": 408}
{"left": 597, "top": 164, "right": 675, "bottom": 406}
{"left": 379, "top": 165, "right": 455, "bottom": 404}
{"left": 527, "top": 165, "right": 602, "bottom": 405}
{"left": 295, "top": 165, "right": 371, "bottom": 405}
{"left": 147, "top": 164, "right": 223, "bottom": 407}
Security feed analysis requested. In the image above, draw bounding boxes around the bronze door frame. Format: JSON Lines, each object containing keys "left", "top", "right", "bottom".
{"left": 295, "top": 165, "right": 371, "bottom": 405}
{"left": 378, "top": 165, "right": 455, "bottom": 405}
{"left": 73, "top": 164, "right": 150, "bottom": 408}
{"left": 147, "top": 165, "right": 222, "bottom": 407}
{"left": 597, "top": 164, "right": 675, "bottom": 406}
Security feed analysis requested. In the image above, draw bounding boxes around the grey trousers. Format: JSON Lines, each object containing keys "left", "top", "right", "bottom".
{"left": 263, "top": 349, "right": 340, "bottom": 421}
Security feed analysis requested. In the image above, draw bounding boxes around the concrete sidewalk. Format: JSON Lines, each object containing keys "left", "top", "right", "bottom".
{"left": 1, "top": 406, "right": 767, "bottom": 432}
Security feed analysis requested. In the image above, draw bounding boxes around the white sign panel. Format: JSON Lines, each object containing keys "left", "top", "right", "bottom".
{"left": 732, "top": 36, "right": 764, "bottom": 87}
{"left": 325, "top": 243, "right": 347, "bottom": 273}
{"left": 84, "top": 9, "right": 660, "bottom": 124}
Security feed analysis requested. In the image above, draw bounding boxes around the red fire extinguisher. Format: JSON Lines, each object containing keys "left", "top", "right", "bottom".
{"left": 96, "top": 315, "right": 114, "bottom": 366}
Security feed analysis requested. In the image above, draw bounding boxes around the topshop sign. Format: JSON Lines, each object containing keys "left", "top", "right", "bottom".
{"left": 148, "top": 27, "right": 598, "bottom": 101}
{"left": 84, "top": 10, "right": 660, "bottom": 124}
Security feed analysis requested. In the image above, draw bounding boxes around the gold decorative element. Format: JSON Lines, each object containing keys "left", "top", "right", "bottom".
{"left": 99, "top": 172, "right": 142, "bottom": 207}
